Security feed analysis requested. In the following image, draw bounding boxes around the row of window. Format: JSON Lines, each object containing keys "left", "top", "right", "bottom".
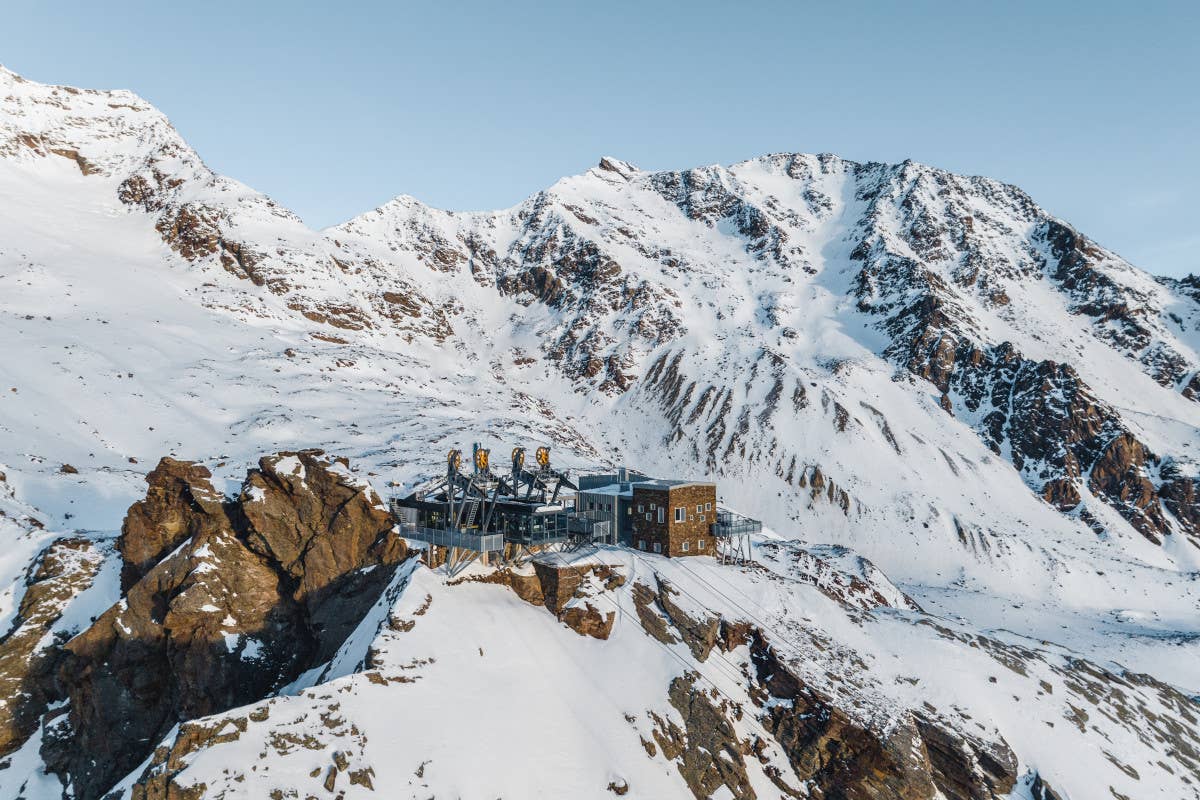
{"left": 636, "top": 539, "right": 706, "bottom": 553}
{"left": 635, "top": 501, "right": 713, "bottom": 514}
{"left": 587, "top": 498, "right": 714, "bottom": 525}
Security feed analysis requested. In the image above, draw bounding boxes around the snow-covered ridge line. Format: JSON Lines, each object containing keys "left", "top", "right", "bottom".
{"left": 2, "top": 63, "right": 1200, "bottom": 799}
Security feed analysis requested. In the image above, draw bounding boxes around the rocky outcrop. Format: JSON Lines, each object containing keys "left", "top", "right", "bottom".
{"left": 912, "top": 713, "right": 1019, "bottom": 800}
{"left": 118, "top": 457, "right": 230, "bottom": 591}
{"left": 756, "top": 542, "right": 922, "bottom": 611}
{"left": 476, "top": 559, "right": 623, "bottom": 640}
{"left": 239, "top": 451, "right": 406, "bottom": 662}
{"left": 895, "top": 328, "right": 1185, "bottom": 543}
{"left": 129, "top": 713, "right": 256, "bottom": 800}
{"left": 0, "top": 537, "right": 106, "bottom": 758}
{"left": 1086, "top": 433, "right": 1167, "bottom": 541}
{"left": 1159, "top": 459, "right": 1200, "bottom": 538}
{"left": 40, "top": 450, "right": 407, "bottom": 800}
{"left": 1041, "top": 220, "right": 1196, "bottom": 393}
{"left": 653, "top": 578, "right": 721, "bottom": 661}
{"left": 748, "top": 629, "right": 1018, "bottom": 800}
{"left": 637, "top": 596, "right": 1022, "bottom": 800}
{"left": 650, "top": 674, "right": 755, "bottom": 800}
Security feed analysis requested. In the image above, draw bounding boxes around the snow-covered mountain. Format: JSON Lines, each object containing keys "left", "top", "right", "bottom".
{"left": 1, "top": 65, "right": 1199, "bottom": 799}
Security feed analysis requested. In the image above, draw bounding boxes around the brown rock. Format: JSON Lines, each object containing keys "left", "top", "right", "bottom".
{"left": 479, "top": 561, "right": 620, "bottom": 640}
{"left": 913, "top": 712, "right": 1018, "bottom": 800}
{"left": 44, "top": 450, "right": 408, "bottom": 800}
{"left": 1087, "top": 434, "right": 1167, "bottom": 543}
{"left": 129, "top": 716, "right": 249, "bottom": 800}
{"left": 118, "top": 457, "right": 230, "bottom": 591}
{"left": 1041, "top": 478, "right": 1081, "bottom": 511}
{"left": 654, "top": 577, "right": 720, "bottom": 661}
{"left": 749, "top": 627, "right": 1017, "bottom": 800}
{"left": 239, "top": 450, "right": 406, "bottom": 660}
{"left": 559, "top": 602, "right": 615, "bottom": 639}
{"left": 0, "top": 538, "right": 104, "bottom": 757}
{"left": 653, "top": 674, "right": 755, "bottom": 800}
{"left": 1160, "top": 461, "right": 1200, "bottom": 540}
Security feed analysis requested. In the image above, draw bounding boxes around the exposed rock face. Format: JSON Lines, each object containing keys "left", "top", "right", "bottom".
{"left": 912, "top": 713, "right": 1020, "bottom": 800}
{"left": 893, "top": 326, "right": 1184, "bottom": 543}
{"left": 1087, "top": 433, "right": 1167, "bottom": 541}
{"left": 1159, "top": 459, "right": 1200, "bottom": 538}
{"left": 479, "top": 559, "right": 623, "bottom": 640}
{"left": 0, "top": 537, "right": 106, "bottom": 758}
{"left": 40, "top": 450, "right": 407, "bottom": 800}
{"left": 626, "top": 561, "right": 1021, "bottom": 800}
{"left": 240, "top": 451, "right": 406, "bottom": 662}
{"left": 653, "top": 577, "right": 721, "bottom": 661}
{"left": 117, "top": 457, "right": 230, "bottom": 591}
{"left": 651, "top": 674, "right": 755, "bottom": 800}
{"left": 748, "top": 629, "right": 1018, "bottom": 800}
{"left": 756, "top": 542, "right": 922, "bottom": 611}
{"left": 128, "top": 714, "right": 254, "bottom": 800}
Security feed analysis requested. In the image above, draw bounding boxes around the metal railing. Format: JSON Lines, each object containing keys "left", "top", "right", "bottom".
{"left": 566, "top": 513, "right": 614, "bottom": 545}
{"left": 391, "top": 502, "right": 616, "bottom": 549}
{"left": 710, "top": 510, "right": 762, "bottom": 538}
{"left": 395, "top": 522, "right": 505, "bottom": 552}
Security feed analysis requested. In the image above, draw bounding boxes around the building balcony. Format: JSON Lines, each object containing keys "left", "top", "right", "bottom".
{"left": 710, "top": 510, "right": 762, "bottom": 538}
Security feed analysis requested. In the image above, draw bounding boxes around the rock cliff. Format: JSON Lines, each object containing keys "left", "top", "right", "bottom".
{"left": 15, "top": 451, "right": 407, "bottom": 800}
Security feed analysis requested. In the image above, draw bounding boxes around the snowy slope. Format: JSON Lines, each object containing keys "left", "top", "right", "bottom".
{"left": 77, "top": 546, "right": 1200, "bottom": 800}
{"left": 1, "top": 66, "right": 1199, "bottom": 798}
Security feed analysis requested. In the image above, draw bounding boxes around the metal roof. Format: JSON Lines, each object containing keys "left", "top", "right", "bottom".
{"left": 581, "top": 478, "right": 714, "bottom": 495}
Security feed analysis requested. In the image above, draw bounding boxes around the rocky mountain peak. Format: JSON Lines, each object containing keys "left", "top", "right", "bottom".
{"left": 0, "top": 66, "right": 180, "bottom": 180}
{"left": 596, "top": 155, "right": 639, "bottom": 179}
{"left": 1, "top": 67, "right": 1199, "bottom": 799}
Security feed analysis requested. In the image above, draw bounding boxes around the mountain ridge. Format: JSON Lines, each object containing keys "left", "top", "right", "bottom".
{"left": 1, "top": 65, "right": 1199, "bottom": 800}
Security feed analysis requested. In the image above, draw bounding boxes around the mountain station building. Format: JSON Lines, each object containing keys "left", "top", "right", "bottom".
{"left": 577, "top": 470, "right": 718, "bottom": 557}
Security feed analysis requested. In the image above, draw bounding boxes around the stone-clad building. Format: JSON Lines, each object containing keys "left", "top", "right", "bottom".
{"left": 575, "top": 471, "right": 745, "bottom": 558}
{"left": 629, "top": 480, "right": 716, "bottom": 557}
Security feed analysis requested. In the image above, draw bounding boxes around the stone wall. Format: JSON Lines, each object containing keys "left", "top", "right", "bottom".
{"left": 632, "top": 483, "right": 716, "bottom": 557}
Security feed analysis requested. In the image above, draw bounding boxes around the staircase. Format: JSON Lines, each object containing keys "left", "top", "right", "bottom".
{"left": 461, "top": 499, "right": 480, "bottom": 528}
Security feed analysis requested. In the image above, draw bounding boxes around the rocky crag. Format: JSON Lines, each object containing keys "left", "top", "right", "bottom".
{"left": 0, "top": 450, "right": 407, "bottom": 800}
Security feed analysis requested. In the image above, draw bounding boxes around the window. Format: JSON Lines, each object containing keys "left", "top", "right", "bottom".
{"left": 698, "top": 539, "right": 705, "bottom": 549}
{"left": 705, "top": 502, "right": 712, "bottom": 511}
{"left": 657, "top": 508, "right": 665, "bottom": 524}
{"left": 681, "top": 541, "right": 690, "bottom": 553}
{"left": 638, "top": 539, "right": 646, "bottom": 550}
{"left": 588, "top": 501, "right": 595, "bottom": 510}
{"left": 626, "top": 507, "right": 632, "bottom": 515}
{"left": 699, "top": 514, "right": 705, "bottom": 522}
{"left": 696, "top": 505, "right": 703, "bottom": 514}
{"left": 637, "top": 504, "right": 644, "bottom": 513}
{"left": 645, "top": 512, "right": 651, "bottom": 521}
{"left": 674, "top": 507, "right": 685, "bottom": 523}
{"left": 649, "top": 503, "right": 656, "bottom": 510}
{"left": 653, "top": 541, "right": 662, "bottom": 554}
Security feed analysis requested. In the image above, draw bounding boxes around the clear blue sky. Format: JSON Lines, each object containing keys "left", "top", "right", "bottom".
{"left": 2, "top": 1, "right": 1197, "bottom": 276}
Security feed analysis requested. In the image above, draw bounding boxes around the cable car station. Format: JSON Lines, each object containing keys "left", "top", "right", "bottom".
{"left": 389, "top": 443, "right": 761, "bottom": 574}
